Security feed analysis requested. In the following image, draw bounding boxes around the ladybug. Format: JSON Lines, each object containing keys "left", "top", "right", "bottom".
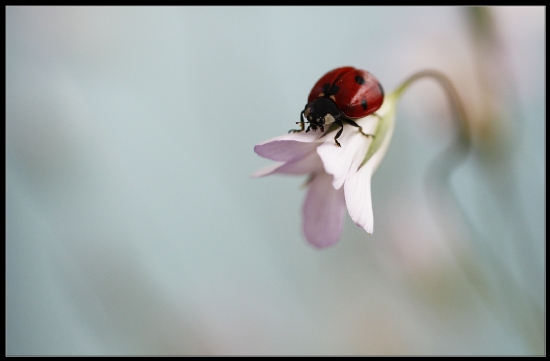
{"left": 290, "top": 66, "right": 384, "bottom": 147}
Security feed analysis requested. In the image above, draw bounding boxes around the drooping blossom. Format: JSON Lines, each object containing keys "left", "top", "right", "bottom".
{"left": 253, "top": 92, "right": 399, "bottom": 248}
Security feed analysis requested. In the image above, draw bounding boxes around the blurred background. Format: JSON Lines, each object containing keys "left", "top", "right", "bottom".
{"left": 6, "top": 6, "right": 544, "bottom": 355}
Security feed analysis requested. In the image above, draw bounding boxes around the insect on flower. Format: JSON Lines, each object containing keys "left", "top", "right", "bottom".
{"left": 291, "top": 67, "right": 385, "bottom": 147}
{"left": 254, "top": 67, "right": 458, "bottom": 249}
{"left": 254, "top": 66, "right": 398, "bottom": 248}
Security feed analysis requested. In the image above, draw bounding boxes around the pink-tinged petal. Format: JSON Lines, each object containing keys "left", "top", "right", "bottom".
{"left": 302, "top": 171, "right": 346, "bottom": 248}
{"left": 317, "top": 126, "right": 372, "bottom": 190}
{"left": 344, "top": 165, "right": 374, "bottom": 234}
{"left": 251, "top": 163, "right": 284, "bottom": 178}
{"left": 254, "top": 131, "right": 321, "bottom": 162}
{"left": 252, "top": 150, "right": 323, "bottom": 178}
{"left": 272, "top": 150, "right": 323, "bottom": 175}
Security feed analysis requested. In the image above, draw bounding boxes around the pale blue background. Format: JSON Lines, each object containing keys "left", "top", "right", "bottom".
{"left": 6, "top": 6, "right": 545, "bottom": 355}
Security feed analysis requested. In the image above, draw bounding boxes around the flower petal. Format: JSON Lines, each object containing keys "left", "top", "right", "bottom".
{"left": 344, "top": 113, "right": 395, "bottom": 234}
{"left": 317, "top": 122, "right": 373, "bottom": 190}
{"left": 251, "top": 163, "right": 285, "bottom": 178}
{"left": 302, "top": 171, "right": 346, "bottom": 248}
{"left": 344, "top": 165, "right": 374, "bottom": 234}
{"left": 252, "top": 150, "right": 323, "bottom": 177}
{"left": 254, "top": 131, "right": 321, "bottom": 162}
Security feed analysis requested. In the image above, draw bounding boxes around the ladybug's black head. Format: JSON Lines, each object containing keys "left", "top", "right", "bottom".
{"left": 303, "top": 97, "right": 341, "bottom": 131}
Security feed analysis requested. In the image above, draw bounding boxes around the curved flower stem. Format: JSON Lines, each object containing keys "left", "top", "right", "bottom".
{"left": 396, "top": 70, "right": 543, "bottom": 353}
{"left": 395, "top": 70, "right": 471, "bottom": 154}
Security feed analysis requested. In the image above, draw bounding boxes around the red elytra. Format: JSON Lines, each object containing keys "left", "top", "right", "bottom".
{"left": 291, "top": 67, "right": 384, "bottom": 147}
{"left": 308, "top": 66, "right": 384, "bottom": 119}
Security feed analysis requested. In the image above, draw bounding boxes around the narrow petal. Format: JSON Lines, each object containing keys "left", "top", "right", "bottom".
{"left": 251, "top": 163, "right": 284, "bottom": 178}
{"left": 343, "top": 114, "right": 395, "bottom": 234}
{"left": 302, "top": 171, "right": 346, "bottom": 248}
{"left": 344, "top": 165, "right": 374, "bottom": 234}
{"left": 252, "top": 150, "right": 323, "bottom": 177}
{"left": 254, "top": 131, "right": 321, "bottom": 162}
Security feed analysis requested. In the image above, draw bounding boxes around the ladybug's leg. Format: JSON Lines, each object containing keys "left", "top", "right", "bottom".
{"left": 333, "top": 119, "right": 344, "bottom": 147}
{"left": 289, "top": 111, "right": 306, "bottom": 133}
{"left": 343, "top": 118, "right": 374, "bottom": 138}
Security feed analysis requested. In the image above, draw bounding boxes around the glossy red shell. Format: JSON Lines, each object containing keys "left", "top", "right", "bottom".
{"left": 307, "top": 67, "right": 384, "bottom": 119}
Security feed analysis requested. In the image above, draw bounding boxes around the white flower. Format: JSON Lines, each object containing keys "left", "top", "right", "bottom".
{"left": 253, "top": 93, "right": 398, "bottom": 248}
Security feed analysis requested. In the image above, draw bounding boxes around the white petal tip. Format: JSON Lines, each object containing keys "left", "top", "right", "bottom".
{"left": 357, "top": 224, "right": 372, "bottom": 235}
{"left": 361, "top": 223, "right": 373, "bottom": 235}
{"left": 352, "top": 218, "right": 373, "bottom": 235}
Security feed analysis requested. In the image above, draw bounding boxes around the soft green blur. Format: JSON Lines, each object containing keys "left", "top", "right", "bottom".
{"left": 6, "top": 6, "right": 544, "bottom": 355}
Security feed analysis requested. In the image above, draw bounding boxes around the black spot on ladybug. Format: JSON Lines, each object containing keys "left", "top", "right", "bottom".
{"left": 320, "top": 83, "right": 340, "bottom": 97}
{"left": 355, "top": 75, "right": 365, "bottom": 85}
{"left": 378, "top": 82, "right": 384, "bottom": 97}
{"left": 327, "top": 84, "right": 339, "bottom": 96}
{"left": 361, "top": 99, "right": 368, "bottom": 110}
